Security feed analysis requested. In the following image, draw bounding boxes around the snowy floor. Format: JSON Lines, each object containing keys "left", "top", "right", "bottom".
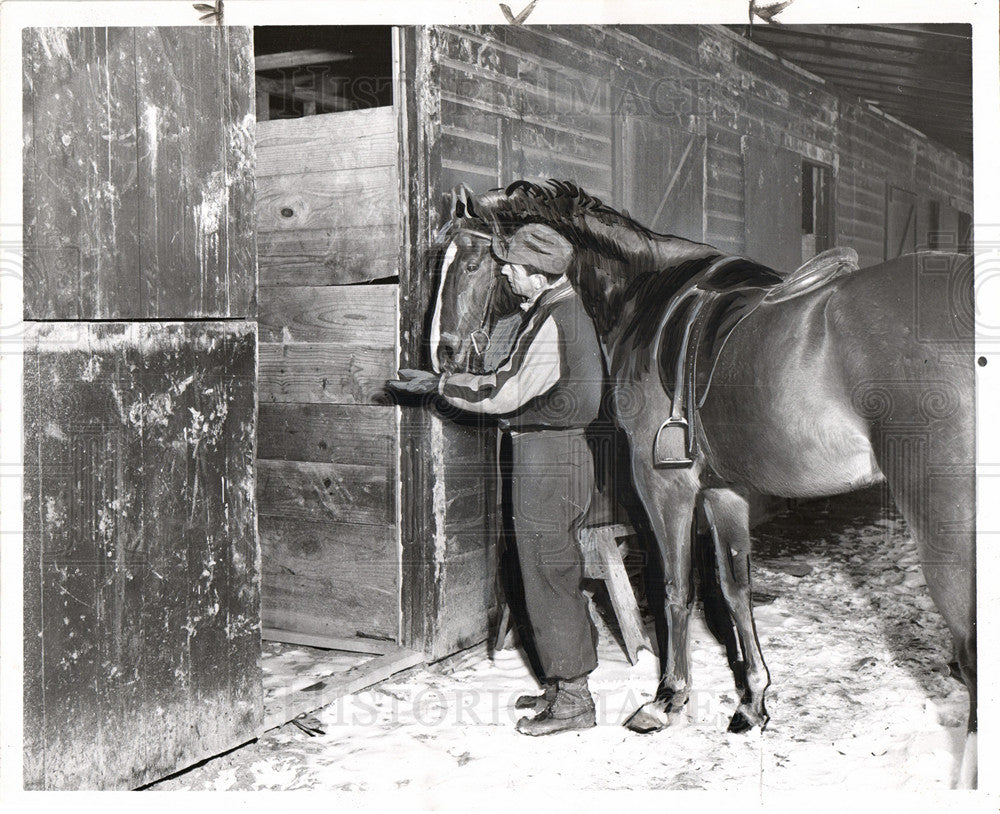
{"left": 151, "top": 485, "right": 969, "bottom": 793}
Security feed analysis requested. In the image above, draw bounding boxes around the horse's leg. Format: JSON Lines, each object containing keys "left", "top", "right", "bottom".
{"left": 624, "top": 457, "right": 699, "bottom": 733}
{"left": 700, "top": 488, "right": 770, "bottom": 732}
{"left": 872, "top": 421, "right": 975, "bottom": 785}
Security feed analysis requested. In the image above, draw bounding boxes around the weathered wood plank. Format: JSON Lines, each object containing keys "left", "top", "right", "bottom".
{"left": 137, "top": 323, "right": 259, "bottom": 784}
{"left": 22, "top": 28, "right": 140, "bottom": 320}
{"left": 263, "top": 648, "right": 370, "bottom": 703}
{"left": 259, "top": 284, "right": 397, "bottom": 345}
{"left": 259, "top": 342, "right": 396, "bottom": 405}
{"left": 257, "top": 106, "right": 398, "bottom": 176}
{"left": 258, "top": 403, "right": 396, "bottom": 465}
{"left": 134, "top": 27, "right": 255, "bottom": 318}
{"left": 440, "top": 130, "right": 497, "bottom": 176}
{"left": 223, "top": 27, "right": 258, "bottom": 314}
{"left": 620, "top": 118, "right": 704, "bottom": 238}
{"left": 260, "top": 517, "right": 398, "bottom": 639}
{"left": 262, "top": 628, "right": 397, "bottom": 655}
{"left": 255, "top": 48, "right": 352, "bottom": 71}
{"left": 396, "top": 27, "right": 439, "bottom": 654}
{"left": 36, "top": 329, "right": 112, "bottom": 787}
{"left": 257, "top": 459, "right": 393, "bottom": 526}
{"left": 258, "top": 222, "right": 400, "bottom": 285}
{"left": 263, "top": 648, "right": 423, "bottom": 731}
{"left": 22, "top": 332, "right": 44, "bottom": 789}
{"left": 257, "top": 166, "right": 399, "bottom": 233}
{"left": 221, "top": 337, "right": 263, "bottom": 742}
{"left": 139, "top": 325, "right": 197, "bottom": 777}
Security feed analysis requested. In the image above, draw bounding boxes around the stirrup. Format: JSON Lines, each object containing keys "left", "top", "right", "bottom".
{"left": 653, "top": 417, "right": 693, "bottom": 468}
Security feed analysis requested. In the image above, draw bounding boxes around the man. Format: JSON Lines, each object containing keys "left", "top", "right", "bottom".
{"left": 390, "top": 223, "right": 605, "bottom": 735}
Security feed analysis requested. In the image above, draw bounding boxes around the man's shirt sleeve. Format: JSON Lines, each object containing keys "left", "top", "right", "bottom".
{"left": 437, "top": 315, "right": 562, "bottom": 415}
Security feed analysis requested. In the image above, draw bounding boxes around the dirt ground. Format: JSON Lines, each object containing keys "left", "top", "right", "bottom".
{"left": 150, "top": 484, "right": 970, "bottom": 794}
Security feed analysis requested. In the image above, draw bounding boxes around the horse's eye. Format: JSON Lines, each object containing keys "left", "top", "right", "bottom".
{"left": 465, "top": 262, "right": 480, "bottom": 273}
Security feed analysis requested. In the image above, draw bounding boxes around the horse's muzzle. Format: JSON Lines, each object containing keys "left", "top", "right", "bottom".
{"left": 437, "top": 332, "right": 462, "bottom": 373}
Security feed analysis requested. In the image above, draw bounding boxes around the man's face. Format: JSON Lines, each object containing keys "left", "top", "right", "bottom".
{"left": 500, "top": 263, "right": 536, "bottom": 299}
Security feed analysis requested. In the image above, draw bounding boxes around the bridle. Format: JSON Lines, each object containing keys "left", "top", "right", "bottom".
{"left": 469, "top": 265, "right": 499, "bottom": 361}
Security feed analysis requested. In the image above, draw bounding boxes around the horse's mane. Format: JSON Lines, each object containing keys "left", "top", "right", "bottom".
{"left": 475, "top": 179, "right": 717, "bottom": 274}
{"left": 466, "top": 180, "right": 783, "bottom": 374}
{"left": 469, "top": 180, "right": 727, "bottom": 340}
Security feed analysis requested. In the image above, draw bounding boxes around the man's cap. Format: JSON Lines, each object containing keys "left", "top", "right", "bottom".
{"left": 492, "top": 223, "right": 573, "bottom": 277}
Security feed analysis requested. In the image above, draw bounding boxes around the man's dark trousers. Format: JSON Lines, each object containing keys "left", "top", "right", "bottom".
{"left": 510, "top": 427, "right": 598, "bottom": 680}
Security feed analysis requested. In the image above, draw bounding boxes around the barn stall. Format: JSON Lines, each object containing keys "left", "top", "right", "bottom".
{"left": 22, "top": 23, "right": 972, "bottom": 790}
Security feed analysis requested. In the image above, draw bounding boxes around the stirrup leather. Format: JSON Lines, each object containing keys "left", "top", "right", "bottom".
{"left": 652, "top": 297, "right": 707, "bottom": 469}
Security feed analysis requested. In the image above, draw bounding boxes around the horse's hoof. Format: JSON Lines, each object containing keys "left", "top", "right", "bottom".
{"left": 624, "top": 703, "right": 669, "bottom": 734}
{"left": 728, "top": 704, "right": 768, "bottom": 734}
{"left": 727, "top": 710, "right": 754, "bottom": 734}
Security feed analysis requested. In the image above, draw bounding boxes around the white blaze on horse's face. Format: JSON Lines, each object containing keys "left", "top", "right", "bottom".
{"left": 429, "top": 240, "right": 458, "bottom": 373}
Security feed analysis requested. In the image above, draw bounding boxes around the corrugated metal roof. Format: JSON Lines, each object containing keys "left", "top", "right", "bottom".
{"left": 729, "top": 24, "right": 972, "bottom": 160}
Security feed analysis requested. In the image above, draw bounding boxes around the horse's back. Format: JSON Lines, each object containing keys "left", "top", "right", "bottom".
{"left": 699, "top": 252, "right": 974, "bottom": 500}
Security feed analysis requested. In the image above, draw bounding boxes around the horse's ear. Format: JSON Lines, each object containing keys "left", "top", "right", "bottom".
{"left": 449, "top": 183, "right": 477, "bottom": 220}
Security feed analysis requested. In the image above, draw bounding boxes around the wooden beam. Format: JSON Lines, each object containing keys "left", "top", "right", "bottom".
{"left": 255, "top": 48, "right": 352, "bottom": 71}
{"left": 263, "top": 647, "right": 424, "bottom": 731}
{"left": 395, "top": 26, "right": 443, "bottom": 654}
{"left": 268, "top": 651, "right": 424, "bottom": 726}
{"left": 262, "top": 628, "right": 398, "bottom": 655}
{"left": 751, "top": 26, "right": 970, "bottom": 61}
{"left": 754, "top": 23, "right": 970, "bottom": 51}
{"left": 799, "top": 66, "right": 970, "bottom": 100}
{"left": 255, "top": 75, "right": 352, "bottom": 112}
{"left": 754, "top": 50, "right": 969, "bottom": 86}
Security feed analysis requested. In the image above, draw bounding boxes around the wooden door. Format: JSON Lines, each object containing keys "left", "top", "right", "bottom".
{"left": 255, "top": 107, "right": 402, "bottom": 643}
{"left": 885, "top": 185, "right": 917, "bottom": 259}
{"left": 23, "top": 28, "right": 255, "bottom": 320}
{"left": 22, "top": 27, "right": 260, "bottom": 789}
{"left": 743, "top": 137, "right": 804, "bottom": 272}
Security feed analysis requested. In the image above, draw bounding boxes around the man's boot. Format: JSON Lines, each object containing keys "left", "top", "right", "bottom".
{"left": 515, "top": 675, "right": 596, "bottom": 736}
{"left": 514, "top": 682, "right": 557, "bottom": 715}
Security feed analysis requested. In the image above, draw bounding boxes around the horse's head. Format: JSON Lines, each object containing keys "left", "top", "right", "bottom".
{"left": 429, "top": 225, "right": 506, "bottom": 374}
{"left": 429, "top": 185, "right": 523, "bottom": 374}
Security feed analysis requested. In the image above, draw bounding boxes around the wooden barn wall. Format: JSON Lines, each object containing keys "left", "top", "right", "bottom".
{"left": 22, "top": 27, "right": 260, "bottom": 790}
{"left": 433, "top": 24, "right": 972, "bottom": 269}
{"left": 255, "top": 106, "right": 401, "bottom": 643}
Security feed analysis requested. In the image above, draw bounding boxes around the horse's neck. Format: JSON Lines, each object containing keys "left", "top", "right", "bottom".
{"left": 569, "top": 230, "right": 718, "bottom": 349}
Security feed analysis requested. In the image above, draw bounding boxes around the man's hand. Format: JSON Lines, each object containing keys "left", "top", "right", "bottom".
{"left": 385, "top": 368, "right": 441, "bottom": 395}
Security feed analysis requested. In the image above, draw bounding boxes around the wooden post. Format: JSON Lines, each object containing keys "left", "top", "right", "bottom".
{"left": 394, "top": 26, "right": 442, "bottom": 653}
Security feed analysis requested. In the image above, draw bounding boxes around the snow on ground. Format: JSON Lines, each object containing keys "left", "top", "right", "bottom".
{"left": 151, "top": 485, "right": 969, "bottom": 793}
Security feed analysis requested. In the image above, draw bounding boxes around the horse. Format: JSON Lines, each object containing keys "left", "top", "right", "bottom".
{"left": 428, "top": 180, "right": 976, "bottom": 783}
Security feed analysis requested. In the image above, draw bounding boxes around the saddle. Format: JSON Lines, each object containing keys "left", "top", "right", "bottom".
{"left": 652, "top": 247, "right": 860, "bottom": 467}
